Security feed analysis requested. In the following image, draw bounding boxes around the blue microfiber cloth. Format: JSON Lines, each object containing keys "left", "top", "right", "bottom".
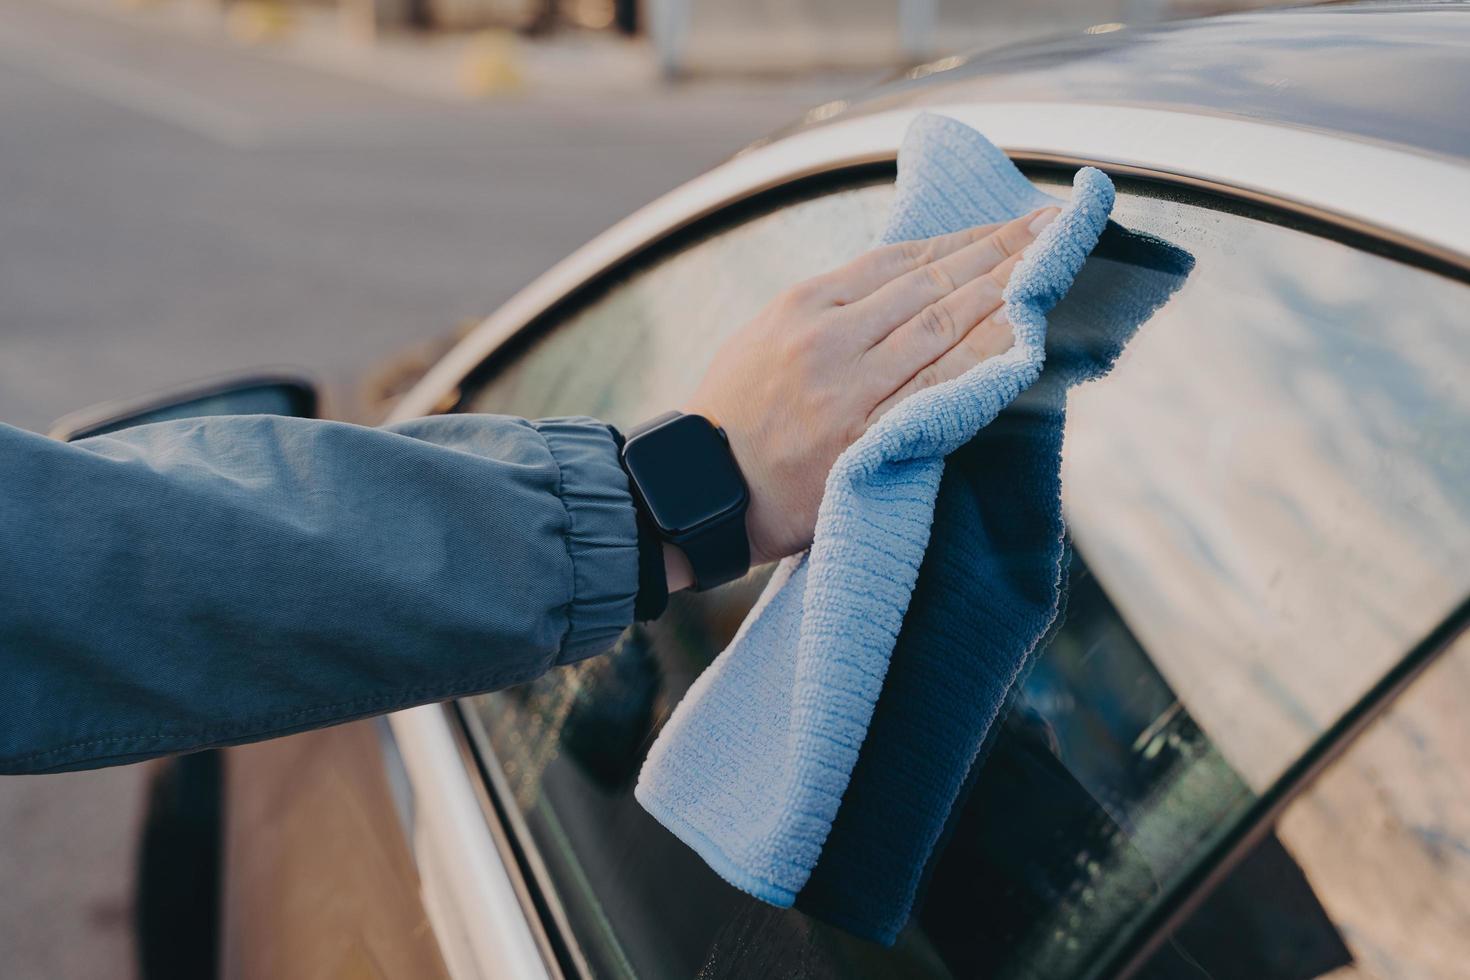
{"left": 795, "top": 220, "right": 1197, "bottom": 943}
{"left": 634, "top": 113, "right": 1115, "bottom": 908}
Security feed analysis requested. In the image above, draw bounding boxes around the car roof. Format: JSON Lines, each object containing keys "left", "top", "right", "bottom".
{"left": 787, "top": 2, "right": 1470, "bottom": 165}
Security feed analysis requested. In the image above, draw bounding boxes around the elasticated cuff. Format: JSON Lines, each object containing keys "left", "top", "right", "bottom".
{"left": 531, "top": 418, "right": 640, "bottom": 665}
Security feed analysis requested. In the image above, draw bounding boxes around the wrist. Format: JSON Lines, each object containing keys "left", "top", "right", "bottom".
{"left": 680, "top": 403, "right": 764, "bottom": 567}
{"left": 662, "top": 543, "right": 694, "bottom": 593}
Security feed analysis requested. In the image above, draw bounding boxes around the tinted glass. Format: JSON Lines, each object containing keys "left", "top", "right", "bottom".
{"left": 1057, "top": 185, "right": 1469, "bottom": 794}
{"left": 459, "top": 174, "right": 1470, "bottom": 978}
{"left": 1270, "top": 626, "right": 1470, "bottom": 979}
{"left": 1137, "top": 624, "right": 1470, "bottom": 980}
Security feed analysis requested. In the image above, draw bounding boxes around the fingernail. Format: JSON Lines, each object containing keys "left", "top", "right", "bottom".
{"left": 1028, "top": 208, "right": 1060, "bottom": 235}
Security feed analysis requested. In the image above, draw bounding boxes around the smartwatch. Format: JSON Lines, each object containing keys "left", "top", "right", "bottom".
{"left": 619, "top": 411, "right": 750, "bottom": 591}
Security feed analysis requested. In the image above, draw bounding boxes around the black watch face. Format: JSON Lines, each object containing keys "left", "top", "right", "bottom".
{"left": 624, "top": 414, "right": 747, "bottom": 536}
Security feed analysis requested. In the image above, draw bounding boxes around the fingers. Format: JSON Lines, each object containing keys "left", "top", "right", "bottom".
{"left": 808, "top": 221, "right": 1003, "bottom": 306}
{"left": 859, "top": 244, "right": 1023, "bottom": 388}
{"left": 846, "top": 207, "right": 1057, "bottom": 347}
{"left": 866, "top": 307, "right": 1016, "bottom": 426}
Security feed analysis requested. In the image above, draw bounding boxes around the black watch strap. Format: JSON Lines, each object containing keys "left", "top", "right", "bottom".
{"left": 609, "top": 425, "right": 669, "bottom": 620}
{"left": 679, "top": 512, "right": 751, "bottom": 592}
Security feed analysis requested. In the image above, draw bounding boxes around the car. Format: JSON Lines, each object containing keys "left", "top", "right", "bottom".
{"left": 65, "top": 2, "right": 1470, "bottom": 978}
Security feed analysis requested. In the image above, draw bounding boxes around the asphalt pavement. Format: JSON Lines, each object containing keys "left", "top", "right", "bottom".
{"left": 0, "top": 1, "right": 858, "bottom": 972}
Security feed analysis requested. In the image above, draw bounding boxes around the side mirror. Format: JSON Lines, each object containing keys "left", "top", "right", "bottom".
{"left": 48, "top": 372, "right": 319, "bottom": 443}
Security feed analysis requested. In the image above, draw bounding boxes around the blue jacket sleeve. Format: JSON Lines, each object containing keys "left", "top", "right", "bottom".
{"left": 0, "top": 413, "right": 639, "bottom": 773}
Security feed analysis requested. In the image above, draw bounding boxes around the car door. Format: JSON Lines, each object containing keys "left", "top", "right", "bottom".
{"left": 448, "top": 162, "right": 1470, "bottom": 979}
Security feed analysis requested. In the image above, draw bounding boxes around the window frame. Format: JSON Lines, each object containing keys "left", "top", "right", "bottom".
{"left": 382, "top": 105, "right": 1470, "bottom": 980}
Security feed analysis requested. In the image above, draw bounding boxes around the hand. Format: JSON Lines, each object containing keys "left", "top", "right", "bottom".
{"left": 679, "top": 206, "right": 1058, "bottom": 572}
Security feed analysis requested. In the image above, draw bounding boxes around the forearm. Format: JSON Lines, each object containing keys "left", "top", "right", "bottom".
{"left": 0, "top": 414, "right": 640, "bottom": 773}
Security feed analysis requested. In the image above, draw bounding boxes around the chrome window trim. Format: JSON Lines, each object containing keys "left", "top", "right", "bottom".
{"left": 379, "top": 99, "right": 1469, "bottom": 980}
{"left": 388, "top": 100, "right": 1469, "bottom": 422}
{"left": 454, "top": 703, "right": 595, "bottom": 979}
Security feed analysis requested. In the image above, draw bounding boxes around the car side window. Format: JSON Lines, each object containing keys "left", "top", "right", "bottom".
{"left": 1136, "top": 624, "right": 1470, "bottom": 980}
{"left": 458, "top": 171, "right": 1470, "bottom": 979}
{"left": 461, "top": 175, "right": 894, "bottom": 429}
{"left": 1269, "top": 626, "right": 1470, "bottom": 978}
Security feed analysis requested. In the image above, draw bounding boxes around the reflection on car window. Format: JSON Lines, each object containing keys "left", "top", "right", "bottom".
{"left": 466, "top": 177, "right": 894, "bottom": 429}
{"left": 1051, "top": 180, "right": 1470, "bottom": 792}
{"left": 1270, "top": 627, "right": 1470, "bottom": 979}
{"left": 1137, "top": 625, "right": 1470, "bottom": 980}
{"left": 916, "top": 553, "right": 1253, "bottom": 979}
{"left": 459, "top": 172, "right": 1470, "bottom": 979}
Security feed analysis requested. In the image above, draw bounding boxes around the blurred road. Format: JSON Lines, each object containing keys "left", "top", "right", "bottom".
{"left": 0, "top": 0, "right": 855, "bottom": 973}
